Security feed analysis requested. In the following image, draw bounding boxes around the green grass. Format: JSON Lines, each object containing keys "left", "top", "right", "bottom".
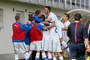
{"left": 20, "top": 57, "right": 70, "bottom": 60}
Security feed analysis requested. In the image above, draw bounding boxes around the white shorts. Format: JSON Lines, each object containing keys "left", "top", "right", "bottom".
{"left": 13, "top": 42, "right": 27, "bottom": 53}
{"left": 49, "top": 35, "right": 62, "bottom": 52}
{"left": 42, "top": 31, "right": 50, "bottom": 51}
{"left": 62, "top": 31, "right": 69, "bottom": 43}
{"left": 30, "top": 41, "right": 42, "bottom": 51}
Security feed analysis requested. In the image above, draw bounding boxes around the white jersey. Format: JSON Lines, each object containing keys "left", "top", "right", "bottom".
{"left": 48, "top": 12, "right": 62, "bottom": 52}
{"left": 62, "top": 21, "right": 70, "bottom": 42}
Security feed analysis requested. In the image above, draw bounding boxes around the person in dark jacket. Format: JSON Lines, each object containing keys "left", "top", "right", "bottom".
{"left": 67, "top": 13, "right": 90, "bottom": 60}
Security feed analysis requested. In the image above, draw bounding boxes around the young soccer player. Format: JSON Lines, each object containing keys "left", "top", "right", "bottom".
{"left": 44, "top": 6, "right": 63, "bottom": 60}
{"left": 34, "top": 10, "right": 44, "bottom": 23}
{"left": 39, "top": 15, "right": 50, "bottom": 60}
{"left": 67, "top": 13, "right": 90, "bottom": 60}
{"left": 12, "top": 16, "right": 32, "bottom": 60}
{"left": 62, "top": 13, "right": 70, "bottom": 57}
{"left": 28, "top": 16, "right": 48, "bottom": 60}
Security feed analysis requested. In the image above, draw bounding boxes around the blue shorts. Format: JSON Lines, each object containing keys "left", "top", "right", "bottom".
{"left": 69, "top": 43, "right": 86, "bottom": 60}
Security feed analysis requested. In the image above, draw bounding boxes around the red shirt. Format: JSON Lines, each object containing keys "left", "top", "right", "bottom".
{"left": 29, "top": 23, "right": 43, "bottom": 42}
{"left": 12, "top": 23, "right": 25, "bottom": 40}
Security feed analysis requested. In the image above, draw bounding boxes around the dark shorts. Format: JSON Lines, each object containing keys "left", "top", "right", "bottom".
{"left": 69, "top": 43, "right": 86, "bottom": 60}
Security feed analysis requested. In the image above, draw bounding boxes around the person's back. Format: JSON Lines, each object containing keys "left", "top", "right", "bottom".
{"left": 12, "top": 22, "right": 25, "bottom": 40}
{"left": 67, "top": 13, "right": 90, "bottom": 60}
{"left": 29, "top": 22, "right": 43, "bottom": 42}
{"left": 68, "top": 22, "right": 86, "bottom": 43}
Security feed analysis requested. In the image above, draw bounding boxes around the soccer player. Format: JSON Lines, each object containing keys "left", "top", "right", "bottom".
{"left": 28, "top": 16, "right": 47, "bottom": 60}
{"left": 12, "top": 16, "right": 32, "bottom": 60}
{"left": 44, "top": 6, "right": 63, "bottom": 60}
{"left": 67, "top": 13, "right": 90, "bottom": 60}
{"left": 34, "top": 10, "right": 44, "bottom": 23}
{"left": 62, "top": 13, "right": 70, "bottom": 57}
{"left": 39, "top": 15, "right": 50, "bottom": 60}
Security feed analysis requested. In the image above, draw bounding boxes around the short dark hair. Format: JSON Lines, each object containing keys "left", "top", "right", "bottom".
{"left": 39, "top": 15, "right": 45, "bottom": 21}
{"left": 28, "top": 14, "right": 35, "bottom": 21}
{"left": 15, "top": 16, "right": 20, "bottom": 21}
{"left": 64, "top": 13, "right": 69, "bottom": 19}
{"left": 35, "top": 10, "right": 41, "bottom": 15}
{"left": 74, "top": 13, "right": 82, "bottom": 21}
{"left": 45, "top": 6, "right": 51, "bottom": 12}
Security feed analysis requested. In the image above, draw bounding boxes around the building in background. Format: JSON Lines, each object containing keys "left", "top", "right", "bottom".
{"left": 0, "top": 0, "right": 90, "bottom": 60}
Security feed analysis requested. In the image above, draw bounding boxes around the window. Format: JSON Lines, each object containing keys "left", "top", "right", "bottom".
{"left": 0, "top": 8, "right": 3, "bottom": 31}
{"left": 16, "top": 10, "right": 25, "bottom": 23}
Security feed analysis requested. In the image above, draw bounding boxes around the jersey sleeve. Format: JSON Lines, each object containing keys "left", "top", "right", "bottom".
{"left": 34, "top": 14, "right": 43, "bottom": 22}
{"left": 20, "top": 23, "right": 32, "bottom": 31}
{"left": 82, "top": 25, "right": 88, "bottom": 39}
{"left": 37, "top": 23, "right": 45, "bottom": 30}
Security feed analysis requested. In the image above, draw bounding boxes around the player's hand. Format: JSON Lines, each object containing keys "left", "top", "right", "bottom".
{"left": 87, "top": 45, "right": 90, "bottom": 52}
{"left": 43, "top": 27, "right": 47, "bottom": 30}
{"left": 45, "top": 19, "right": 49, "bottom": 22}
{"left": 26, "top": 21, "right": 31, "bottom": 24}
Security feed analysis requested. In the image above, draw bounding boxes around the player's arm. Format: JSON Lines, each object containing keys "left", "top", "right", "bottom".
{"left": 40, "top": 21, "right": 49, "bottom": 25}
{"left": 43, "top": 22, "right": 55, "bottom": 30}
{"left": 20, "top": 23, "right": 32, "bottom": 31}
{"left": 83, "top": 26, "right": 90, "bottom": 52}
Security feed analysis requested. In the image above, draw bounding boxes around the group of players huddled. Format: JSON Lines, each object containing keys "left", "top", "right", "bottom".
{"left": 12, "top": 6, "right": 90, "bottom": 60}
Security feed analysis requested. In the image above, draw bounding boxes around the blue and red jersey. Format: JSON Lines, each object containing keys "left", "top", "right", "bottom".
{"left": 29, "top": 21, "right": 45, "bottom": 42}
{"left": 12, "top": 21, "right": 32, "bottom": 42}
{"left": 67, "top": 22, "right": 88, "bottom": 44}
{"left": 34, "top": 14, "right": 44, "bottom": 23}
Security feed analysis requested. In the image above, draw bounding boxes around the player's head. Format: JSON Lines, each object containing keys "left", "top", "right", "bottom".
{"left": 44, "top": 6, "right": 51, "bottom": 15}
{"left": 15, "top": 16, "right": 21, "bottom": 21}
{"left": 74, "top": 13, "right": 82, "bottom": 21}
{"left": 28, "top": 14, "right": 35, "bottom": 22}
{"left": 35, "top": 10, "right": 42, "bottom": 17}
{"left": 63, "top": 13, "right": 69, "bottom": 22}
{"left": 39, "top": 15, "right": 45, "bottom": 21}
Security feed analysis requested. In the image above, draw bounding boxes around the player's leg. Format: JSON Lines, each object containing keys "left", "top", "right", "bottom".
{"left": 57, "top": 52, "right": 63, "bottom": 60}
{"left": 56, "top": 39, "right": 63, "bottom": 60}
{"left": 47, "top": 51, "right": 52, "bottom": 60}
{"left": 35, "top": 41, "right": 42, "bottom": 60}
{"left": 13, "top": 43, "right": 19, "bottom": 60}
{"left": 60, "top": 38, "right": 69, "bottom": 52}
{"left": 42, "top": 51, "right": 47, "bottom": 60}
{"left": 42, "top": 32, "right": 47, "bottom": 60}
{"left": 19, "top": 42, "right": 30, "bottom": 60}
{"left": 52, "top": 52, "right": 57, "bottom": 60}
{"left": 48, "top": 39, "right": 53, "bottom": 60}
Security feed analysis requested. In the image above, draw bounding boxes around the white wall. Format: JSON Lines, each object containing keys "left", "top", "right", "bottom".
{"left": 0, "top": 1, "right": 67, "bottom": 54}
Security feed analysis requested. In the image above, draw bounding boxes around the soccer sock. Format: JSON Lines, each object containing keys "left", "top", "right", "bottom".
{"left": 59, "top": 56, "right": 63, "bottom": 60}
{"left": 35, "top": 52, "right": 40, "bottom": 59}
{"left": 42, "top": 52, "right": 47, "bottom": 58}
{"left": 24, "top": 52, "right": 30, "bottom": 59}
{"left": 62, "top": 41, "right": 69, "bottom": 52}
{"left": 48, "top": 53, "right": 52, "bottom": 59}
{"left": 53, "top": 57, "right": 57, "bottom": 60}
{"left": 28, "top": 51, "right": 32, "bottom": 57}
{"left": 15, "top": 54, "right": 19, "bottom": 60}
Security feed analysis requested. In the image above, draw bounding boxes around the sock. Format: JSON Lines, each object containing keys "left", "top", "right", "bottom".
{"left": 48, "top": 53, "right": 52, "bottom": 59}
{"left": 15, "top": 54, "right": 19, "bottom": 60}
{"left": 59, "top": 56, "right": 63, "bottom": 60}
{"left": 53, "top": 57, "right": 57, "bottom": 60}
{"left": 42, "top": 52, "right": 47, "bottom": 58}
{"left": 62, "top": 41, "right": 69, "bottom": 52}
{"left": 35, "top": 52, "right": 40, "bottom": 59}
{"left": 28, "top": 51, "right": 32, "bottom": 57}
{"left": 24, "top": 52, "right": 30, "bottom": 59}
